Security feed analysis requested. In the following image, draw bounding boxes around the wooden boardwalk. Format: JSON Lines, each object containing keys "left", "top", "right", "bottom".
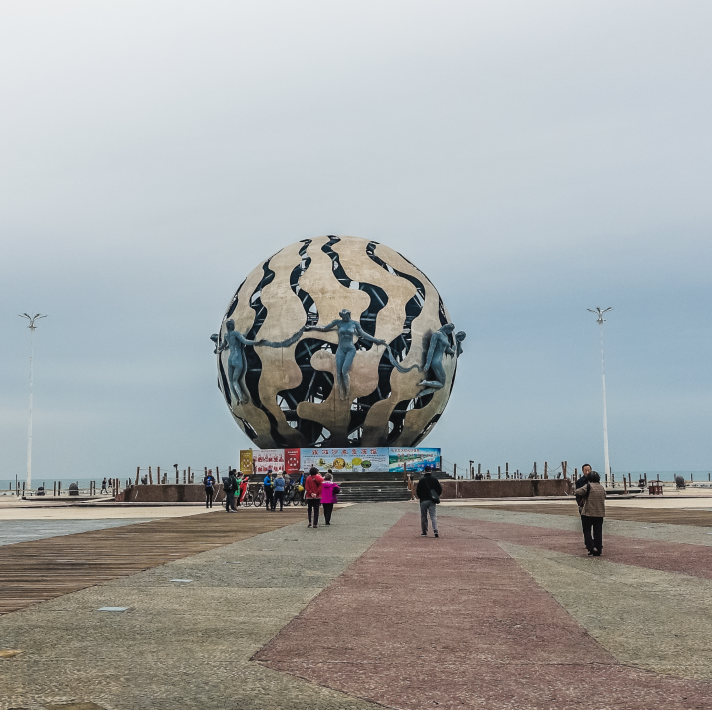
{"left": 0, "top": 508, "right": 305, "bottom": 615}
{"left": 479, "top": 503, "right": 712, "bottom": 527}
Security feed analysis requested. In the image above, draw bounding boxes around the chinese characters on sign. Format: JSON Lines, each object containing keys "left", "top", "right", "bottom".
{"left": 239, "top": 447, "right": 440, "bottom": 474}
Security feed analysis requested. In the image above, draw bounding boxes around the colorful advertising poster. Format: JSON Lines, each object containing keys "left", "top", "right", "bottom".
{"left": 300, "top": 447, "right": 389, "bottom": 473}
{"left": 389, "top": 447, "right": 441, "bottom": 473}
{"left": 252, "top": 449, "right": 285, "bottom": 475}
{"left": 239, "top": 450, "right": 253, "bottom": 476}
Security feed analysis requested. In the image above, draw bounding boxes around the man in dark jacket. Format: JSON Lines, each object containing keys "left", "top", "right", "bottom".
{"left": 203, "top": 470, "right": 215, "bottom": 508}
{"left": 576, "top": 464, "right": 592, "bottom": 490}
{"left": 575, "top": 464, "right": 592, "bottom": 542}
{"left": 416, "top": 471, "right": 443, "bottom": 538}
{"left": 224, "top": 469, "right": 238, "bottom": 513}
{"left": 263, "top": 469, "right": 274, "bottom": 511}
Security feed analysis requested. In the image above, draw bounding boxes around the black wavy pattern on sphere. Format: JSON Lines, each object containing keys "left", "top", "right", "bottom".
{"left": 289, "top": 240, "right": 319, "bottom": 327}
{"left": 225, "top": 278, "right": 246, "bottom": 320}
{"left": 365, "top": 241, "right": 425, "bottom": 362}
{"left": 321, "top": 236, "right": 388, "bottom": 339}
{"left": 277, "top": 338, "right": 336, "bottom": 443}
{"left": 386, "top": 393, "right": 435, "bottom": 445}
{"left": 246, "top": 261, "right": 276, "bottom": 340}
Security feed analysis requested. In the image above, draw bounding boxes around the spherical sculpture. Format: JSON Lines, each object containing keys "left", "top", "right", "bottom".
{"left": 213, "top": 235, "right": 465, "bottom": 449}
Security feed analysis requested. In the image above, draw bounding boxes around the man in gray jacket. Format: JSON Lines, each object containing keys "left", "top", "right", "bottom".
{"left": 575, "top": 470, "right": 606, "bottom": 556}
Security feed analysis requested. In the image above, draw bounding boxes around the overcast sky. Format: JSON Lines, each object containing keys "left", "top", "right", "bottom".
{"left": 1, "top": 1, "right": 711, "bottom": 482}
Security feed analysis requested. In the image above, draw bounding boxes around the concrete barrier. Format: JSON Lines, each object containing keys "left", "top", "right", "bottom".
{"left": 440, "top": 479, "right": 572, "bottom": 499}
{"left": 115, "top": 484, "right": 224, "bottom": 503}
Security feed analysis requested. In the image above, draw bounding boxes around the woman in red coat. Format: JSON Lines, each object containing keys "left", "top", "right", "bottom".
{"left": 305, "top": 467, "right": 323, "bottom": 528}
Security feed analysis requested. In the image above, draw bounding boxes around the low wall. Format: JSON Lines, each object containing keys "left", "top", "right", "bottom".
{"left": 440, "top": 479, "right": 572, "bottom": 499}
{"left": 116, "top": 484, "right": 224, "bottom": 503}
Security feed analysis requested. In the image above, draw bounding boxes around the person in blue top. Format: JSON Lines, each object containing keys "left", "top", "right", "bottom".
{"left": 263, "top": 469, "right": 274, "bottom": 511}
{"left": 203, "top": 469, "right": 215, "bottom": 509}
{"left": 272, "top": 472, "right": 286, "bottom": 511}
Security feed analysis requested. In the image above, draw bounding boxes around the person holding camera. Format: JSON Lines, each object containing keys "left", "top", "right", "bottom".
{"left": 575, "top": 467, "right": 606, "bottom": 556}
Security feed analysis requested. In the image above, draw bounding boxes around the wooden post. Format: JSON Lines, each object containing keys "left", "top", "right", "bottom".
{"left": 157, "top": 466, "right": 161, "bottom": 484}
{"left": 628, "top": 472, "right": 632, "bottom": 487}
{"left": 135, "top": 467, "right": 140, "bottom": 485}
{"left": 453, "top": 463, "right": 457, "bottom": 478}
{"left": 534, "top": 462, "right": 537, "bottom": 478}
{"left": 175, "top": 466, "right": 179, "bottom": 484}
{"left": 562, "top": 461, "right": 567, "bottom": 479}
{"left": 58, "top": 481, "right": 61, "bottom": 496}
{"left": 53, "top": 481, "right": 57, "bottom": 496}
{"left": 623, "top": 476, "right": 627, "bottom": 493}
{"left": 477, "top": 463, "right": 481, "bottom": 479}
{"left": 188, "top": 466, "right": 192, "bottom": 483}
{"left": 506, "top": 462, "right": 509, "bottom": 479}
{"left": 498, "top": 465, "right": 501, "bottom": 480}
{"left": 148, "top": 466, "right": 153, "bottom": 485}
{"left": 544, "top": 462, "right": 548, "bottom": 479}
{"left": 183, "top": 469, "right": 186, "bottom": 484}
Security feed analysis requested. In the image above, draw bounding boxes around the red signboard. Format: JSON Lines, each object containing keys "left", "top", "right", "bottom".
{"left": 285, "top": 448, "right": 301, "bottom": 473}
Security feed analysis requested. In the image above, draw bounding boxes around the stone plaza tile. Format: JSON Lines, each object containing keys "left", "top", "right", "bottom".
{"left": 504, "top": 541, "right": 712, "bottom": 682}
{"left": 256, "top": 512, "right": 712, "bottom": 710}
{"left": 0, "top": 504, "right": 402, "bottom": 710}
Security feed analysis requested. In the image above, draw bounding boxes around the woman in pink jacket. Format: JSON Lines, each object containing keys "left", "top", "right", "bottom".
{"left": 320, "top": 472, "right": 340, "bottom": 526}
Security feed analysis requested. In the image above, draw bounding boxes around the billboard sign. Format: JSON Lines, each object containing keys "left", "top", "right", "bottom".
{"left": 285, "top": 448, "right": 301, "bottom": 474}
{"left": 251, "top": 449, "right": 285, "bottom": 475}
{"left": 300, "top": 447, "right": 389, "bottom": 473}
{"left": 239, "top": 450, "right": 253, "bottom": 476}
{"left": 389, "top": 447, "right": 441, "bottom": 473}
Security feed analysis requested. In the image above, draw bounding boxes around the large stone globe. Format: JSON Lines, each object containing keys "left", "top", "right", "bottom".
{"left": 215, "top": 235, "right": 464, "bottom": 448}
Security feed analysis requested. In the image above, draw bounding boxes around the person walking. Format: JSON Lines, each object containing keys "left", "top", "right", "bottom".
{"left": 272, "top": 472, "right": 286, "bottom": 511}
{"left": 263, "top": 469, "right": 274, "bottom": 511}
{"left": 305, "top": 467, "right": 323, "bottom": 528}
{"left": 203, "top": 469, "right": 215, "bottom": 508}
{"left": 101, "top": 477, "right": 108, "bottom": 494}
{"left": 575, "top": 469, "right": 606, "bottom": 556}
{"left": 321, "top": 472, "right": 340, "bottom": 525}
{"left": 416, "top": 470, "right": 442, "bottom": 537}
{"left": 224, "top": 469, "right": 238, "bottom": 513}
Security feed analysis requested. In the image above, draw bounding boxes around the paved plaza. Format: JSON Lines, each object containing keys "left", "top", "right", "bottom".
{"left": 2, "top": 498, "right": 712, "bottom": 709}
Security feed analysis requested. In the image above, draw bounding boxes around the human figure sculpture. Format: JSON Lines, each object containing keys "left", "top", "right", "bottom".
{"left": 216, "top": 321, "right": 263, "bottom": 404}
{"left": 455, "top": 330, "right": 466, "bottom": 357}
{"left": 215, "top": 320, "right": 304, "bottom": 405}
{"left": 306, "top": 309, "right": 386, "bottom": 399}
{"left": 418, "top": 323, "right": 457, "bottom": 397}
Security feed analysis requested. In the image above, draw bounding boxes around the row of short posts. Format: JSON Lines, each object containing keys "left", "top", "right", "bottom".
{"left": 134, "top": 467, "right": 197, "bottom": 485}
{"left": 460, "top": 462, "right": 570, "bottom": 480}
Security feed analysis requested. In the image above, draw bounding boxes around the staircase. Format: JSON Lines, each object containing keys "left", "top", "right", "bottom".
{"left": 329, "top": 471, "right": 451, "bottom": 503}
{"left": 336, "top": 480, "right": 412, "bottom": 503}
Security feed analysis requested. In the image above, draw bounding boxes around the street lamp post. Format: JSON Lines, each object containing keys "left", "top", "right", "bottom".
{"left": 587, "top": 307, "right": 612, "bottom": 486}
{"left": 19, "top": 313, "right": 47, "bottom": 494}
